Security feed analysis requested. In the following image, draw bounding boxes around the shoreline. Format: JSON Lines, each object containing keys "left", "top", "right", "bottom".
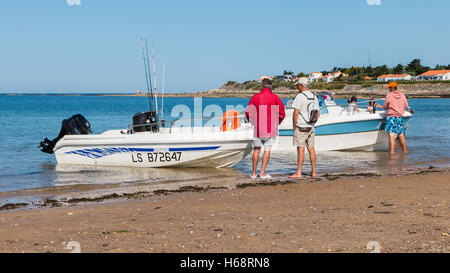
{"left": 2, "top": 92, "right": 450, "bottom": 99}
{"left": 0, "top": 167, "right": 448, "bottom": 253}
{"left": 2, "top": 82, "right": 450, "bottom": 99}
{"left": 0, "top": 166, "right": 447, "bottom": 211}
{"left": 0, "top": 166, "right": 446, "bottom": 212}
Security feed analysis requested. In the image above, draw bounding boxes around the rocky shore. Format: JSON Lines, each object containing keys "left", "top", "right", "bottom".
{"left": 198, "top": 83, "right": 450, "bottom": 99}
{"left": 4, "top": 83, "right": 449, "bottom": 99}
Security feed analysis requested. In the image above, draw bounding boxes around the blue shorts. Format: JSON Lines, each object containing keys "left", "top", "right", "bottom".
{"left": 385, "top": 117, "right": 405, "bottom": 135}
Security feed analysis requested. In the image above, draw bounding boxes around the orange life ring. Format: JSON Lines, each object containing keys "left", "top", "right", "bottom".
{"left": 222, "top": 110, "right": 240, "bottom": 132}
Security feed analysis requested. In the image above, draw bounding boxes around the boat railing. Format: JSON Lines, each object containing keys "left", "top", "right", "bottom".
{"left": 337, "top": 98, "right": 386, "bottom": 115}
{"left": 168, "top": 113, "right": 248, "bottom": 133}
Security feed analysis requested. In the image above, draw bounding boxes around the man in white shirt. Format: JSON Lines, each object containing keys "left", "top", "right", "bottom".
{"left": 289, "top": 77, "right": 320, "bottom": 179}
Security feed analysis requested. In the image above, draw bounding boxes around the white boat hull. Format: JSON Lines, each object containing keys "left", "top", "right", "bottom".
{"left": 271, "top": 107, "right": 412, "bottom": 152}
{"left": 54, "top": 126, "right": 254, "bottom": 168}
{"left": 272, "top": 130, "right": 389, "bottom": 152}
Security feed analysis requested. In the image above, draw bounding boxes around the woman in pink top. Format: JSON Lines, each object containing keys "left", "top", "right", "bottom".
{"left": 377, "top": 82, "right": 408, "bottom": 154}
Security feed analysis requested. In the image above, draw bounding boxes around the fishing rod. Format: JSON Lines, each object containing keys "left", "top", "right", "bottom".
{"left": 162, "top": 61, "right": 165, "bottom": 118}
{"left": 144, "top": 37, "right": 155, "bottom": 109}
{"left": 161, "top": 61, "right": 166, "bottom": 129}
{"left": 140, "top": 38, "right": 153, "bottom": 110}
{"left": 151, "top": 40, "right": 159, "bottom": 121}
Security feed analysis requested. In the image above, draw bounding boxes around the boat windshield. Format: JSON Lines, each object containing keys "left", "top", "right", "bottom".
{"left": 317, "top": 91, "right": 335, "bottom": 102}
{"left": 316, "top": 91, "right": 336, "bottom": 114}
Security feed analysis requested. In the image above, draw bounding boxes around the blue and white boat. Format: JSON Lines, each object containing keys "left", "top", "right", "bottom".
{"left": 272, "top": 92, "right": 413, "bottom": 152}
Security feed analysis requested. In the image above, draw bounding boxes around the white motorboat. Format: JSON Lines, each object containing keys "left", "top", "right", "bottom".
{"left": 40, "top": 111, "right": 254, "bottom": 168}
{"left": 39, "top": 41, "right": 253, "bottom": 168}
{"left": 271, "top": 92, "right": 413, "bottom": 152}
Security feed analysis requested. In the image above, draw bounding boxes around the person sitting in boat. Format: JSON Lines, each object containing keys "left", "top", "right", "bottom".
{"left": 376, "top": 82, "right": 409, "bottom": 154}
{"left": 245, "top": 77, "right": 286, "bottom": 179}
{"left": 368, "top": 98, "right": 376, "bottom": 113}
{"left": 345, "top": 96, "right": 360, "bottom": 114}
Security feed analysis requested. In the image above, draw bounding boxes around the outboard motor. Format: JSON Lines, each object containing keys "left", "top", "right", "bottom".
{"left": 39, "top": 114, "right": 91, "bottom": 154}
{"left": 132, "top": 111, "right": 159, "bottom": 133}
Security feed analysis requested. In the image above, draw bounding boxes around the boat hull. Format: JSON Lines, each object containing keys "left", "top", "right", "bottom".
{"left": 272, "top": 109, "right": 411, "bottom": 152}
{"left": 273, "top": 130, "right": 389, "bottom": 152}
{"left": 53, "top": 127, "right": 254, "bottom": 168}
{"left": 55, "top": 142, "right": 252, "bottom": 168}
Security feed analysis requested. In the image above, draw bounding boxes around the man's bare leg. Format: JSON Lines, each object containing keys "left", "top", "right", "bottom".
{"left": 389, "top": 134, "right": 396, "bottom": 154}
{"left": 398, "top": 134, "right": 407, "bottom": 153}
{"left": 260, "top": 147, "right": 271, "bottom": 177}
{"left": 251, "top": 147, "right": 261, "bottom": 177}
{"left": 307, "top": 147, "right": 317, "bottom": 178}
{"left": 289, "top": 147, "right": 305, "bottom": 178}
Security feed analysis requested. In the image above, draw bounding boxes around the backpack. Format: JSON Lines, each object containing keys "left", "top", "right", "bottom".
{"left": 299, "top": 92, "right": 319, "bottom": 125}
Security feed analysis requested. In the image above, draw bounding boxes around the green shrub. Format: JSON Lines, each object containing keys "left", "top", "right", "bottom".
{"left": 310, "top": 82, "right": 345, "bottom": 90}
{"left": 224, "top": 81, "right": 239, "bottom": 86}
{"left": 245, "top": 81, "right": 260, "bottom": 90}
{"left": 273, "top": 80, "right": 296, "bottom": 89}
{"left": 361, "top": 83, "right": 374, "bottom": 88}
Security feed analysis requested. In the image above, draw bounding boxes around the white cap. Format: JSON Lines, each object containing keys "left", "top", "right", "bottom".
{"left": 295, "top": 77, "right": 309, "bottom": 86}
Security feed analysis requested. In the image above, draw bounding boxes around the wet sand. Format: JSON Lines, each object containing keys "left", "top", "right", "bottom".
{"left": 0, "top": 170, "right": 448, "bottom": 253}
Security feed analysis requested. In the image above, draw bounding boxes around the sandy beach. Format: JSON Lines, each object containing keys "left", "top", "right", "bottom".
{"left": 0, "top": 169, "right": 448, "bottom": 253}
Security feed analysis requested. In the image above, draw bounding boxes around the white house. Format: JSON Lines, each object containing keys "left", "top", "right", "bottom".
{"left": 309, "top": 72, "right": 323, "bottom": 82}
{"left": 416, "top": 70, "right": 450, "bottom": 81}
{"left": 377, "top": 74, "right": 412, "bottom": 82}
{"left": 274, "top": 74, "right": 293, "bottom": 82}
{"left": 331, "top": 71, "right": 342, "bottom": 78}
{"left": 317, "top": 71, "right": 345, "bottom": 83}
{"left": 319, "top": 74, "right": 334, "bottom": 83}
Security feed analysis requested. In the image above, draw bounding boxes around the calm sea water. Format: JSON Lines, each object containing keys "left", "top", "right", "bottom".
{"left": 0, "top": 95, "right": 449, "bottom": 193}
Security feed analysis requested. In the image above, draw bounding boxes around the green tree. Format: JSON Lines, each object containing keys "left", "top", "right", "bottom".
{"left": 332, "top": 67, "right": 346, "bottom": 73}
{"left": 373, "top": 65, "right": 389, "bottom": 77}
{"left": 365, "top": 66, "right": 374, "bottom": 77}
{"left": 406, "top": 59, "right": 430, "bottom": 75}
{"left": 296, "top": 72, "right": 306, "bottom": 78}
{"left": 283, "top": 70, "right": 294, "bottom": 75}
{"left": 393, "top": 64, "right": 404, "bottom": 74}
{"left": 435, "top": 64, "right": 447, "bottom": 70}
{"left": 345, "top": 66, "right": 359, "bottom": 76}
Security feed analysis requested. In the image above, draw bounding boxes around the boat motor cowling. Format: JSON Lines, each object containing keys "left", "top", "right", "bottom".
{"left": 39, "top": 114, "right": 91, "bottom": 154}
{"left": 132, "top": 111, "right": 159, "bottom": 133}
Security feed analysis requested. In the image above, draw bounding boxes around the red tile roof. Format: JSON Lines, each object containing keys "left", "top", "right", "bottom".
{"left": 418, "top": 70, "right": 450, "bottom": 76}
{"left": 377, "top": 74, "right": 410, "bottom": 79}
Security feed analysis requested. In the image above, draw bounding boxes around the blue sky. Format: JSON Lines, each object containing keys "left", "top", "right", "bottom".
{"left": 1, "top": 0, "right": 449, "bottom": 93}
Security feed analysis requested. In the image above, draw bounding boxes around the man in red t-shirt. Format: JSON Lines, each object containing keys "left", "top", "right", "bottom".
{"left": 245, "top": 78, "right": 285, "bottom": 179}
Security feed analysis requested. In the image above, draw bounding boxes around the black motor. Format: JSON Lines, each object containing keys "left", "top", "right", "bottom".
{"left": 132, "top": 111, "right": 159, "bottom": 133}
{"left": 39, "top": 114, "right": 91, "bottom": 154}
